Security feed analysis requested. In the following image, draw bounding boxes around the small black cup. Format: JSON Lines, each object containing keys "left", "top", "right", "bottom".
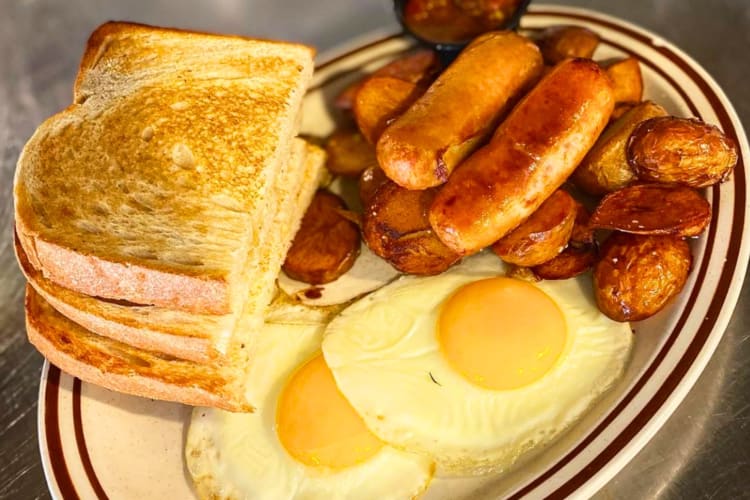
{"left": 393, "top": 0, "right": 532, "bottom": 64}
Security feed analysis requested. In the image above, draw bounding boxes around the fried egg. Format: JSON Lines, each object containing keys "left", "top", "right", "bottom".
{"left": 186, "top": 317, "right": 434, "bottom": 500}
{"left": 322, "top": 252, "right": 633, "bottom": 475}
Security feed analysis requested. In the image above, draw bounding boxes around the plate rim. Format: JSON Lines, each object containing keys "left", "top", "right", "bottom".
{"left": 37, "top": 4, "right": 750, "bottom": 499}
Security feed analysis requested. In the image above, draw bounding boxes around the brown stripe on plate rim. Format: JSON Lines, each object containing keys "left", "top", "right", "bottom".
{"left": 506, "top": 9, "right": 747, "bottom": 499}
{"left": 72, "top": 378, "right": 109, "bottom": 500}
{"left": 44, "top": 364, "right": 81, "bottom": 500}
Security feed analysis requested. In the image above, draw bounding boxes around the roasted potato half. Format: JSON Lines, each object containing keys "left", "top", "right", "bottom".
{"left": 603, "top": 57, "right": 643, "bottom": 103}
{"left": 334, "top": 49, "right": 441, "bottom": 110}
{"left": 354, "top": 76, "right": 425, "bottom": 144}
{"left": 531, "top": 202, "right": 596, "bottom": 280}
{"left": 358, "top": 165, "right": 389, "bottom": 208}
{"left": 537, "top": 26, "right": 600, "bottom": 65}
{"left": 572, "top": 101, "right": 668, "bottom": 196}
{"left": 610, "top": 102, "right": 638, "bottom": 123}
{"left": 325, "top": 129, "right": 377, "bottom": 177}
{"left": 283, "top": 190, "right": 361, "bottom": 284}
{"left": 593, "top": 233, "right": 692, "bottom": 322}
{"left": 533, "top": 246, "right": 596, "bottom": 280}
{"left": 628, "top": 116, "right": 738, "bottom": 187}
{"left": 569, "top": 201, "right": 595, "bottom": 247}
{"left": 590, "top": 183, "right": 711, "bottom": 237}
{"left": 492, "top": 190, "right": 577, "bottom": 266}
{"left": 362, "top": 180, "right": 460, "bottom": 275}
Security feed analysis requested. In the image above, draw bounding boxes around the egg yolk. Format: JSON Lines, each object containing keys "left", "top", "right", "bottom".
{"left": 438, "top": 277, "right": 567, "bottom": 390}
{"left": 276, "top": 353, "right": 383, "bottom": 468}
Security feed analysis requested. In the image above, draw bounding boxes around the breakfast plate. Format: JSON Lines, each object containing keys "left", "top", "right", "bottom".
{"left": 37, "top": 5, "right": 750, "bottom": 500}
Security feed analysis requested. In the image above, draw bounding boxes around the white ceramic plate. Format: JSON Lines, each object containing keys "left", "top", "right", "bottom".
{"left": 37, "top": 5, "right": 750, "bottom": 500}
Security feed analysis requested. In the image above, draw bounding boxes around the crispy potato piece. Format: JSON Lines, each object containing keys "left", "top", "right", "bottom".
{"left": 628, "top": 116, "right": 738, "bottom": 187}
{"left": 358, "top": 165, "right": 389, "bottom": 208}
{"left": 283, "top": 190, "right": 360, "bottom": 284}
{"left": 533, "top": 246, "right": 596, "bottom": 280}
{"left": 531, "top": 202, "right": 595, "bottom": 279}
{"left": 537, "top": 26, "right": 600, "bottom": 65}
{"left": 569, "top": 201, "right": 594, "bottom": 247}
{"left": 362, "top": 180, "right": 460, "bottom": 275}
{"left": 572, "top": 101, "right": 668, "bottom": 196}
{"left": 609, "top": 101, "right": 638, "bottom": 123}
{"left": 491, "top": 190, "right": 577, "bottom": 266}
{"left": 334, "top": 49, "right": 441, "bottom": 110}
{"left": 354, "top": 76, "right": 424, "bottom": 144}
{"left": 594, "top": 233, "right": 691, "bottom": 321}
{"left": 325, "top": 129, "right": 377, "bottom": 177}
{"left": 590, "top": 183, "right": 711, "bottom": 237}
{"left": 603, "top": 57, "right": 643, "bottom": 103}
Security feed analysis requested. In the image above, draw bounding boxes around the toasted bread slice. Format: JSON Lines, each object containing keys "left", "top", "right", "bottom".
{"left": 14, "top": 22, "right": 315, "bottom": 315}
{"left": 18, "top": 142, "right": 326, "bottom": 363}
{"left": 26, "top": 284, "right": 246, "bottom": 411}
{"left": 25, "top": 136, "right": 326, "bottom": 411}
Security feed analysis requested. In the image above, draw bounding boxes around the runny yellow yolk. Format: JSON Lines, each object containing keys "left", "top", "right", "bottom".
{"left": 438, "top": 277, "right": 567, "bottom": 390}
{"left": 276, "top": 353, "right": 383, "bottom": 468}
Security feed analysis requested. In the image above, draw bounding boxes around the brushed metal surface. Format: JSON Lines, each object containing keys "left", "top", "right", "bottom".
{"left": 1, "top": 1, "right": 748, "bottom": 499}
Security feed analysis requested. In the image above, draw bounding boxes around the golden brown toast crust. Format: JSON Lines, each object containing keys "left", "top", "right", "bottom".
{"left": 16, "top": 236, "right": 214, "bottom": 363}
{"left": 26, "top": 285, "right": 252, "bottom": 412}
{"left": 14, "top": 21, "right": 315, "bottom": 314}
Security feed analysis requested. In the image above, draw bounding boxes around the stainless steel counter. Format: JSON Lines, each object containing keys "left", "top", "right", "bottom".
{"left": 1, "top": 1, "right": 748, "bottom": 498}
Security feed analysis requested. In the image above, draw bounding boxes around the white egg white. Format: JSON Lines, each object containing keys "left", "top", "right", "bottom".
{"left": 322, "top": 252, "right": 634, "bottom": 476}
{"left": 186, "top": 317, "right": 433, "bottom": 500}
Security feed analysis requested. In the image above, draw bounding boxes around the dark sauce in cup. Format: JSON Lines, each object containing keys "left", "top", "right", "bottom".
{"left": 403, "top": 0, "right": 524, "bottom": 44}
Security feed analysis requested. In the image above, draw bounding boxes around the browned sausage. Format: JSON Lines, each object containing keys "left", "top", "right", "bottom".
{"left": 282, "top": 190, "right": 360, "bottom": 284}
{"left": 430, "top": 58, "right": 615, "bottom": 255}
{"left": 376, "top": 31, "right": 543, "bottom": 189}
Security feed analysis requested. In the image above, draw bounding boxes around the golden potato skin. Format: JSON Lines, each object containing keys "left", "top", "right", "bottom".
{"left": 532, "top": 202, "right": 596, "bottom": 280}
{"left": 362, "top": 180, "right": 461, "bottom": 275}
{"left": 491, "top": 190, "right": 577, "bottom": 266}
{"left": 537, "top": 26, "right": 600, "bottom": 65}
{"left": 628, "top": 116, "right": 738, "bottom": 187}
{"left": 283, "top": 190, "right": 361, "bottom": 285}
{"left": 354, "top": 76, "right": 424, "bottom": 144}
{"left": 334, "top": 49, "right": 441, "bottom": 110}
{"left": 593, "top": 233, "right": 692, "bottom": 322}
{"left": 325, "top": 129, "right": 377, "bottom": 177}
{"left": 533, "top": 246, "right": 596, "bottom": 280}
{"left": 572, "top": 101, "right": 668, "bottom": 196}
{"left": 590, "top": 183, "right": 711, "bottom": 237}
{"left": 609, "top": 102, "right": 638, "bottom": 123}
{"left": 358, "top": 165, "right": 389, "bottom": 208}
{"left": 603, "top": 57, "right": 643, "bottom": 103}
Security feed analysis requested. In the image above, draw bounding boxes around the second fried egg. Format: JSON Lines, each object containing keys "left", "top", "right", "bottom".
{"left": 186, "top": 319, "right": 433, "bottom": 500}
{"left": 322, "top": 252, "right": 633, "bottom": 476}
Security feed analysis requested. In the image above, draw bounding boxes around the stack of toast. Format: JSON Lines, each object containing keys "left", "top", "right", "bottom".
{"left": 13, "top": 22, "right": 326, "bottom": 411}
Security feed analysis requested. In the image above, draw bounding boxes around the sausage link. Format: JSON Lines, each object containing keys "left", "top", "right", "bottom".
{"left": 376, "top": 31, "right": 543, "bottom": 190}
{"left": 429, "top": 58, "right": 614, "bottom": 255}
